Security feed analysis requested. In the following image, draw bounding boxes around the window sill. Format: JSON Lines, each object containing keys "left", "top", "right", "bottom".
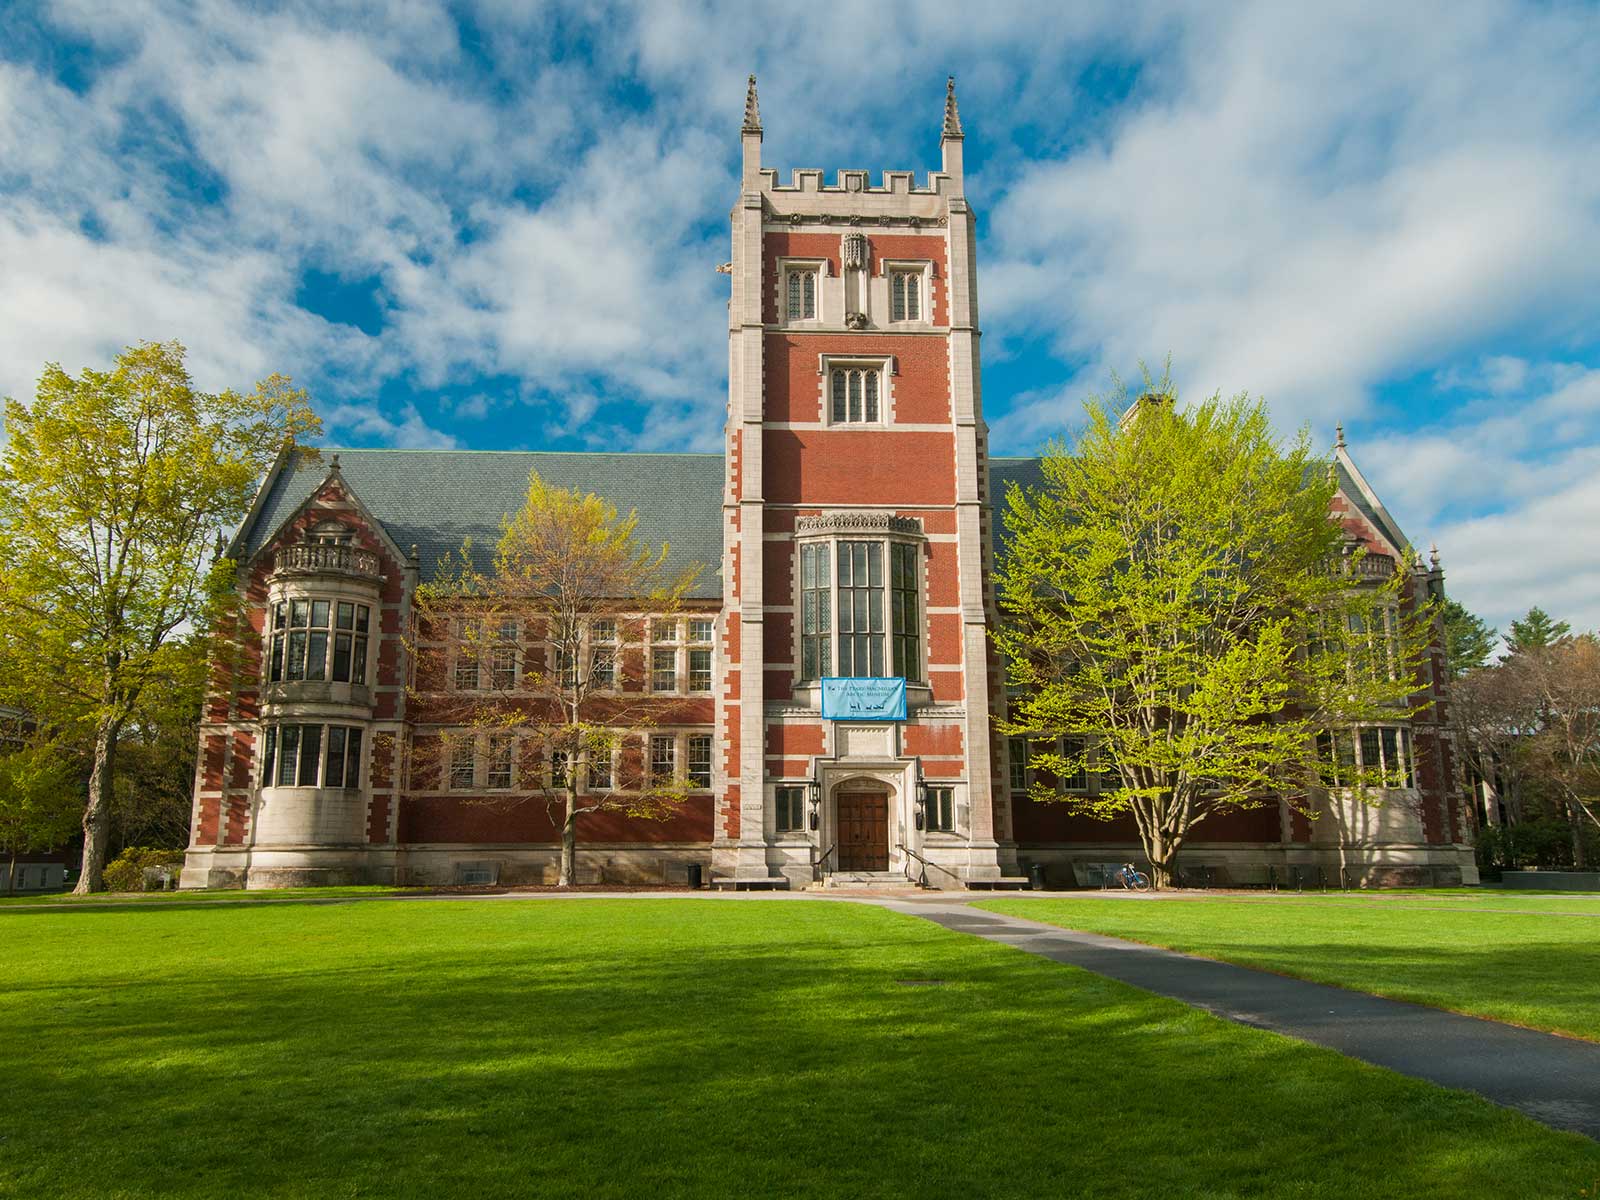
{"left": 264, "top": 682, "right": 372, "bottom": 710}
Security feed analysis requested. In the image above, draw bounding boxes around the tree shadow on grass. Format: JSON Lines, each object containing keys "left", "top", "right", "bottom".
{"left": 1, "top": 902, "right": 1596, "bottom": 1199}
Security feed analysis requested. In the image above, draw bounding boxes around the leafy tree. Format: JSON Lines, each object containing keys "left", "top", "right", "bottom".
{"left": 0, "top": 342, "right": 319, "bottom": 892}
{"left": 1515, "top": 634, "right": 1600, "bottom": 867}
{"left": 408, "top": 471, "right": 704, "bottom": 887}
{"left": 0, "top": 735, "right": 84, "bottom": 895}
{"left": 1455, "top": 635, "right": 1600, "bottom": 868}
{"left": 1442, "top": 598, "right": 1498, "bottom": 678}
{"left": 1504, "top": 606, "right": 1571, "bottom": 657}
{"left": 997, "top": 387, "right": 1433, "bottom": 887}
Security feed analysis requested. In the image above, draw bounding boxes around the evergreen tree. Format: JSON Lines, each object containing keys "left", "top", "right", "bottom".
{"left": 1504, "top": 606, "right": 1571, "bottom": 657}
{"left": 1442, "top": 598, "right": 1498, "bottom": 678}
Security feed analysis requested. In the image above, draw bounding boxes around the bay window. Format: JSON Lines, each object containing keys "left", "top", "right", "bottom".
{"left": 263, "top": 723, "right": 363, "bottom": 788}
{"left": 270, "top": 598, "right": 370, "bottom": 684}
{"left": 798, "top": 536, "right": 922, "bottom": 682}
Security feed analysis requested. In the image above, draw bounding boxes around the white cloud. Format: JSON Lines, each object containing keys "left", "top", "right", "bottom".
{"left": 984, "top": 1, "right": 1600, "bottom": 451}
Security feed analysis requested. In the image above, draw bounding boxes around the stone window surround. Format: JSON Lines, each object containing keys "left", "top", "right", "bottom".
{"left": 815, "top": 353, "right": 897, "bottom": 429}
{"left": 880, "top": 258, "right": 933, "bottom": 326}
{"left": 1008, "top": 734, "right": 1118, "bottom": 797}
{"left": 262, "top": 577, "right": 379, "bottom": 694}
{"left": 790, "top": 511, "right": 928, "bottom": 692}
{"left": 423, "top": 725, "right": 715, "bottom": 795}
{"left": 259, "top": 720, "right": 366, "bottom": 792}
{"left": 775, "top": 256, "right": 831, "bottom": 326}
{"left": 437, "top": 613, "right": 715, "bottom": 697}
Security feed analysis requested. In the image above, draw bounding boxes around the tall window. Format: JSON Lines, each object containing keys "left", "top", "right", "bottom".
{"left": 549, "top": 749, "right": 570, "bottom": 790}
{"left": 775, "top": 785, "right": 805, "bottom": 833}
{"left": 649, "top": 735, "right": 676, "bottom": 786}
{"left": 800, "top": 543, "right": 831, "bottom": 680}
{"left": 890, "top": 542, "right": 919, "bottom": 679}
{"left": 837, "top": 541, "right": 885, "bottom": 677}
{"left": 589, "top": 619, "right": 616, "bottom": 689}
{"left": 786, "top": 268, "right": 817, "bottom": 320}
{"left": 925, "top": 786, "right": 954, "bottom": 832}
{"left": 487, "top": 735, "right": 514, "bottom": 790}
{"left": 688, "top": 618, "right": 713, "bottom": 693}
{"left": 799, "top": 539, "right": 921, "bottom": 681}
{"left": 322, "top": 727, "right": 364, "bottom": 789}
{"left": 449, "top": 739, "right": 476, "bottom": 790}
{"left": 890, "top": 270, "right": 922, "bottom": 321}
{"left": 830, "top": 367, "right": 881, "bottom": 423}
{"left": 1009, "top": 738, "right": 1030, "bottom": 792}
{"left": 587, "top": 744, "right": 613, "bottom": 791}
{"left": 275, "top": 599, "right": 332, "bottom": 682}
{"left": 652, "top": 648, "right": 677, "bottom": 693}
{"left": 453, "top": 619, "right": 481, "bottom": 691}
{"left": 1059, "top": 735, "right": 1088, "bottom": 792}
{"left": 331, "top": 602, "right": 370, "bottom": 684}
{"left": 687, "top": 735, "right": 712, "bottom": 789}
{"left": 491, "top": 619, "right": 518, "bottom": 690}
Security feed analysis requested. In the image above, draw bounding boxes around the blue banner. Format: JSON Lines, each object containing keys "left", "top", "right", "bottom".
{"left": 820, "top": 677, "right": 907, "bottom": 721}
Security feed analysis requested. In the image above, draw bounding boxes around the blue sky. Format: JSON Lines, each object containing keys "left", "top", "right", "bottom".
{"left": 2, "top": 1, "right": 1599, "bottom": 635}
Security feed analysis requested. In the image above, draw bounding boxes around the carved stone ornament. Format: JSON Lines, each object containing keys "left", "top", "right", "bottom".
{"left": 795, "top": 512, "right": 923, "bottom": 537}
{"left": 788, "top": 212, "right": 804, "bottom": 224}
{"left": 844, "top": 312, "right": 869, "bottom": 330}
{"left": 841, "top": 232, "right": 869, "bottom": 270}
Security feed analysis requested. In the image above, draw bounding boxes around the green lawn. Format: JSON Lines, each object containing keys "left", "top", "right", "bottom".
{"left": 979, "top": 893, "right": 1600, "bottom": 1040}
{"left": 0, "top": 884, "right": 416, "bottom": 906}
{"left": 3, "top": 898, "right": 1596, "bottom": 1199}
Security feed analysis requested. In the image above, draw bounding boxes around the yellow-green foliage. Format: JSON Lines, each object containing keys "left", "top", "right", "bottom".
{"left": 997, "top": 386, "right": 1434, "bottom": 882}
{"left": 101, "top": 847, "right": 187, "bottom": 893}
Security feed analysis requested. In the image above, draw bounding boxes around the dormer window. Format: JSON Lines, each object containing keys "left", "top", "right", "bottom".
{"left": 311, "top": 521, "right": 353, "bottom": 546}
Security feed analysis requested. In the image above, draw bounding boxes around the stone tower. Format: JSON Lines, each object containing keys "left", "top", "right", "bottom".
{"left": 714, "top": 77, "right": 1013, "bottom": 887}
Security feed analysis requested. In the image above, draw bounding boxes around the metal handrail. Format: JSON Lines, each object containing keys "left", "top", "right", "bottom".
{"left": 811, "top": 843, "right": 837, "bottom": 883}
{"left": 896, "top": 843, "right": 961, "bottom": 890}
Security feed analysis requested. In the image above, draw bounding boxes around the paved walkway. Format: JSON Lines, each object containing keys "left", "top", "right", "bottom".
{"left": 880, "top": 899, "right": 1600, "bottom": 1140}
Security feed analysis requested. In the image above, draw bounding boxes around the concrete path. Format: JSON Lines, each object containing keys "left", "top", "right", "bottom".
{"left": 883, "top": 900, "right": 1600, "bottom": 1140}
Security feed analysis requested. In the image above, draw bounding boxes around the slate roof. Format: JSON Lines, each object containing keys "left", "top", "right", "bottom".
{"left": 239, "top": 449, "right": 728, "bottom": 599}
{"left": 238, "top": 448, "right": 1397, "bottom": 601}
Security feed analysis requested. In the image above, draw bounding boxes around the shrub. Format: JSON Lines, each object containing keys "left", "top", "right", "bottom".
{"left": 102, "top": 847, "right": 187, "bottom": 892}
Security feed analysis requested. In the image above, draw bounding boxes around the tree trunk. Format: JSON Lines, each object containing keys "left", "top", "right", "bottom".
{"left": 1140, "top": 827, "right": 1178, "bottom": 890}
{"left": 1570, "top": 800, "right": 1588, "bottom": 870}
{"left": 74, "top": 717, "right": 120, "bottom": 895}
{"left": 6, "top": 850, "right": 14, "bottom": 897}
{"left": 558, "top": 788, "right": 577, "bottom": 888}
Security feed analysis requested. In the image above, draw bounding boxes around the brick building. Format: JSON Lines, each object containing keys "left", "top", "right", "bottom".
{"left": 181, "top": 79, "right": 1476, "bottom": 891}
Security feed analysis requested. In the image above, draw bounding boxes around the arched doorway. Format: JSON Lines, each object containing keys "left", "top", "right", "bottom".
{"left": 836, "top": 787, "right": 891, "bottom": 871}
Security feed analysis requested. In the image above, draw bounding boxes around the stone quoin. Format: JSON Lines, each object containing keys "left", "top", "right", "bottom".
{"left": 181, "top": 78, "right": 1475, "bottom": 891}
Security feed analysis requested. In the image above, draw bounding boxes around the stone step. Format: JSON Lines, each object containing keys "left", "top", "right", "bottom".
{"left": 818, "top": 871, "right": 925, "bottom": 891}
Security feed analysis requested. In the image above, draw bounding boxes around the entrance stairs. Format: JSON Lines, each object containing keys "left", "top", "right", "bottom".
{"left": 809, "top": 871, "right": 926, "bottom": 892}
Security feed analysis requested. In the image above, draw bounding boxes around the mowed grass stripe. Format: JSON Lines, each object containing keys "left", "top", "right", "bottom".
{"left": 1, "top": 899, "right": 1595, "bottom": 1199}
{"left": 980, "top": 895, "right": 1600, "bottom": 1041}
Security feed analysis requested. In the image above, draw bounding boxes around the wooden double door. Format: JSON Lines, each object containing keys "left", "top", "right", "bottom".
{"left": 837, "top": 791, "right": 890, "bottom": 871}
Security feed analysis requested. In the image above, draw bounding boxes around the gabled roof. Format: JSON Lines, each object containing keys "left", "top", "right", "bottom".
{"left": 239, "top": 449, "right": 728, "bottom": 599}
{"left": 1333, "top": 445, "right": 1412, "bottom": 558}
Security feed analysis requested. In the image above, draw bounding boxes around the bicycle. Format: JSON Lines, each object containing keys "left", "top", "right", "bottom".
{"left": 1113, "top": 862, "right": 1152, "bottom": 892}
